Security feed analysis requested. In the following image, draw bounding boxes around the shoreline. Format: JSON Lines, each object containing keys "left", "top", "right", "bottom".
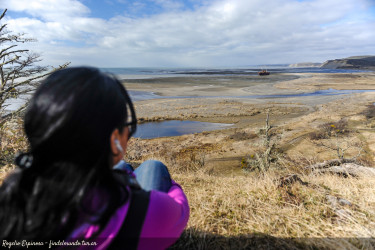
{"left": 123, "top": 72, "right": 375, "bottom": 174}
{"left": 124, "top": 72, "right": 375, "bottom": 98}
{"left": 124, "top": 72, "right": 375, "bottom": 125}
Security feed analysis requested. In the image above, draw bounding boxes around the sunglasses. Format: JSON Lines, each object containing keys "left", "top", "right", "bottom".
{"left": 120, "top": 82, "right": 137, "bottom": 139}
{"left": 124, "top": 120, "right": 137, "bottom": 139}
{"left": 123, "top": 94, "right": 137, "bottom": 139}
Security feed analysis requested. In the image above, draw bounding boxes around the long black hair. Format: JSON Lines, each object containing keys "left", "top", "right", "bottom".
{"left": 0, "top": 67, "right": 137, "bottom": 241}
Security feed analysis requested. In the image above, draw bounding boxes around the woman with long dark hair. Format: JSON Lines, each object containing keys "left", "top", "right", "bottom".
{"left": 0, "top": 67, "right": 189, "bottom": 249}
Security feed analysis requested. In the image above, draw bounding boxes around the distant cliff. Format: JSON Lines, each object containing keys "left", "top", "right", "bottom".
{"left": 321, "top": 56, "right": 375, "bottom": 70}
{"left": 289, "top": 62, "right": 322, "bottom": 68}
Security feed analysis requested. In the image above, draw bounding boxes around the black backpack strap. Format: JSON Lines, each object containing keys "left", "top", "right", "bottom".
{"left": 110, "top": 172, "right": 151, "bottom": 250}
{"left": 112, "top": 169, "right": 142, "bottom": 190}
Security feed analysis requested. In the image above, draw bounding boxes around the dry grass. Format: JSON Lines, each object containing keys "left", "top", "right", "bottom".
{"left": 1, "top": 111, "right": 375, "bottom": 249}
{"left": 0, "top": 118, "right": 28, "bottom": 183}
{"left": 127, "top": 100, "right": 375, "bottom": 249}
{"left": 170, "top": 170, "right": 375, "bottom": 249}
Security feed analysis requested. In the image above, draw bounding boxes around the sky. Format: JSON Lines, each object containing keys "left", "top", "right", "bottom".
{"left": 1, "top": 0, "right": 375, "bottom": 67}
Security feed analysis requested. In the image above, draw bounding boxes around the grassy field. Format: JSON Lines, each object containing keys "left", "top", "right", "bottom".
{"left": 1, "top": 98, "right": 375, "bottom": 249}
{"left": 128, "top": 100, "right": 375, "bottom": 249}
{"left": 168, "top": 171, "right": 375, "bottom": 249}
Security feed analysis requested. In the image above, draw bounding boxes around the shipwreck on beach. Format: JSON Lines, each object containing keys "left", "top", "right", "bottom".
{"left": 258, "top": 70, "right": 270, "bottom": 76}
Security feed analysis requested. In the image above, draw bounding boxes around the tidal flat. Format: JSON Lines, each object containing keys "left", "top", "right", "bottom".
{"left": 123, "top": 72, "right": 375, "bottom": 172}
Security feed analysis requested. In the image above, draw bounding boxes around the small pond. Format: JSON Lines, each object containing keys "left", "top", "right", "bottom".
{"left": 133, "top": 120, "right": 233, "bottom": 139}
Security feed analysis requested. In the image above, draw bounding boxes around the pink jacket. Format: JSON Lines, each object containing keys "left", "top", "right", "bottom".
{"left": 69, "top": 180, "right": 189, "bottom": 250}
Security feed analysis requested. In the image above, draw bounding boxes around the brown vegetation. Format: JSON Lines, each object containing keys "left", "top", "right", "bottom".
{"left": 169, "top": 171, "right": 375, "bottom": 249}
{"left": 361, "top": 104, "right": 375, "bottom": 119}
{"left": 1, "top": 74, "right": 375, "bottom": 248}
{"left": 0, "top": 118, "right": 27, "bottom": 181}
{"left": 312, "top": 119, "right": 350, "bottom": 139}
{"left": 124, "top": 93, "right": 375, "bottom": 248}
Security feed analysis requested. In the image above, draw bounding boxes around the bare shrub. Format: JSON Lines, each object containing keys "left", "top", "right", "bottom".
{"left": 243, "top": 110, "right": 284, "bottom": 173}
{"left": 170, "top": 145, "right": 211, "bottom": 173}
{"left": 312, "top": 133, "right": 365, "bottom": 161}
{"left": 0, "top": 118, "right": 27, "bottom": 167}
{"left": 308, "top": 131, "right": 327, "bottom": 140}
{"left": 321, "top": 119, "right": 349, "bottom": 136}
{"left": 228, "top": 131, "right": 257, "bottom": 141}
{"left": 309, "top": 119, "right": 350, "bottom": 140}
{"left": 361, "top": 104, "right": 375, "bottom": 119}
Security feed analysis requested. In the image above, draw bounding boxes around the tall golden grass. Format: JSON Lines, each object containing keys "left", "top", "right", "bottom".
{"left": 0, "top": 118, "right": 27, "bottom": 182}
{"left": 169, "top": 170, "right": 375, "bottom": 249}
{"left": 1, "top": 116, "right": 375, "bottom": 249}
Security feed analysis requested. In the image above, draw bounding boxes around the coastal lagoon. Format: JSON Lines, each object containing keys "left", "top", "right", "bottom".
{"left": 133, "top": 120, "right": 233, "bottom": 139}
{"left": 129, "top": 88, "right": 375, "bottom": 102}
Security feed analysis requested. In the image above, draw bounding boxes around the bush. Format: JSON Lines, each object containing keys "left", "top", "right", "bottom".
{"left": 228, "top": 131, "right": 257, "bottom": 141}
{"left": 361, "top": 104, "right": 375, "bottom": 119}
{"left": 309, "top": 119, "right": 349, "bottom": 140}
{"left": 0, "top": 118, "right": 28, "bottom": 175}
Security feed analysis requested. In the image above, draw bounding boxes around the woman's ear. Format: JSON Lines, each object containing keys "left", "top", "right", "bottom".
{"left": 110, "top": 129, "right": 121, "bottom": 156}
{"left": 110, "top": 128, "right": 130, "bottom": 166}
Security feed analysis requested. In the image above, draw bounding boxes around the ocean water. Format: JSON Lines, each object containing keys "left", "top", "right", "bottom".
{"left": 101, "top": 67, "right": 369, "bottom": 79}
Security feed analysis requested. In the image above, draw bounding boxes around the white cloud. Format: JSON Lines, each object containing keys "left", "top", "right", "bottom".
{"left": 1, "top": 0, "right": 375, "bottom": 67}
{"left": 2, "top": 0, "right": 90, "bottom": 20}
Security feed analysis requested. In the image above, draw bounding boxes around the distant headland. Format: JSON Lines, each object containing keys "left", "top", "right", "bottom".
{"left": 320, "top": 56, "right": 375, "bottom": 70}
{"left": 289, "top": 55, "right": 375, "bottom": 70}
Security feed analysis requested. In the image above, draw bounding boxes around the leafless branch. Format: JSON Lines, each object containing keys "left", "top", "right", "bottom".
{"left": 311, "top": 134, "right": 365, "bottom": 161}
{"left": 0, "top": 48, "right": 29, "bottom": 60}
{"left": 0, "top": 9, "right": 6, "bottom": 20}
{"left": 0, "top": 9, "right": 70, "bottom": 122}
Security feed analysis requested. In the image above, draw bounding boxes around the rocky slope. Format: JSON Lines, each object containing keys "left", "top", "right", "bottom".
{"left": 321, "top": 56, "right": 375, "bottom": 70}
